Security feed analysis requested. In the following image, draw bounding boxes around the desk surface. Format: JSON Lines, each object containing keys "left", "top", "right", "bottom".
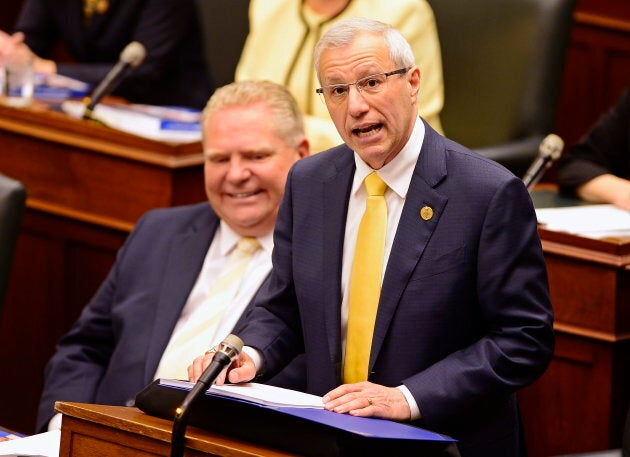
{"left": 56, "top": 401, "right": 298, "bottom": 457}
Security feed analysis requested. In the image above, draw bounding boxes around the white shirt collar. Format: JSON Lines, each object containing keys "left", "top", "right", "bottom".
{"left": 351, "top": 117, "right": 425, "bottom": 198}
{"left": 218, "top": 219, "right": 274, "bottom": 257}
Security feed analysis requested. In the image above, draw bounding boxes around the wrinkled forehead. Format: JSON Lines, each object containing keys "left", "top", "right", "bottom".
{"left": 318, "top": 34, "right": 393, "bottom": 83}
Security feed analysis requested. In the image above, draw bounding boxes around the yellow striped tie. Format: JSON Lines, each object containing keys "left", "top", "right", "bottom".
{"left": 154, "top": 237, "right": 260, "bottom": 380}
{"left": 343, "top": 172, "right": 388, "bottom": 384}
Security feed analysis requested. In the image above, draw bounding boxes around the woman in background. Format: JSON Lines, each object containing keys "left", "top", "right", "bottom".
{"left": 236, "top": 0, "right": 444, "bottom": 153}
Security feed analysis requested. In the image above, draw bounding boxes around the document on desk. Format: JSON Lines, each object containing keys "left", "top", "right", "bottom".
{"left": 61, "top": 100, "right": 202, "bottom": 143}
{"left": 536, "top": 204, "right": 630, "bottom": 238}
{"left": 0, "top": 430, "right": 60, "bottom": 457}
{"left": 162, "top": 379, "right": 324, "bottom": 408}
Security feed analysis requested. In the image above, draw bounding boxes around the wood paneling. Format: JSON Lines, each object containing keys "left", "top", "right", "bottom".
{"left": 519, "top": 227, "right": 630, "bottom": 457}
{"left": 554, "top": 0, "right": 630, "bottom": 147}
{"left": 0, "top": 103, "right": 205, "bottom": 433}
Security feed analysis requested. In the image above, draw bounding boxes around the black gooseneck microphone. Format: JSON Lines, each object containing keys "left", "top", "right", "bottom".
{"left": 522, "top": 134, "right": 565, "bottom": 190}
{"left": 170, "top": 334, "right": 244, "bottom": 457}
{"left": 82, "top": 41, "right": 146, "bottom": 120}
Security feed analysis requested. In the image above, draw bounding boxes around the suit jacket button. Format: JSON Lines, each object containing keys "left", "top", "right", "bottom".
{"left": 125, "top": 399, "right": 135, "bottom": 407}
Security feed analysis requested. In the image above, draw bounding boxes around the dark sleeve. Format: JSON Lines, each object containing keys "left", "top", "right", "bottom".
{"left": 557, "top": 85, "right": 630, "bottom": 194}
{"left": 407, "top": 177, "right": 554, "bottom": 428}
{"left": 13, "top": 0, "right": 59, "bottom": 56}
{"left": 236, "top": 167, "right": 306, "bottom": 379}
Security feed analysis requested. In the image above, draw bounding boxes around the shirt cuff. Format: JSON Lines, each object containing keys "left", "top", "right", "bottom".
{"left": 243, "top": 345, "right": 264, "bottom": 375}
{"left": 397, "top": 385, "right": 421, "bottom": 420}
{"left": 48, "top": 412, "right": 63, "bottom": 431}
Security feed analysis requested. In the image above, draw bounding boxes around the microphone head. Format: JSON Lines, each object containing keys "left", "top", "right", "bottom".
{"left": 539, "top": 133, "right": 564, "bottom": 161}
{"left": 221, "top": 334, "right": 244, "bottom": 357}
{"left": 120, "top": 41, "right": 146, "bottom": 67}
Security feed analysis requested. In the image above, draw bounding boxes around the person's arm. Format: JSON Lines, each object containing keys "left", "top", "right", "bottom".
{"left": 557, "top": 86, "right": 630, "bottom": 200}
{"left": 36, "top": 265, "right": 119, "bottom": 432}
{"left": 576, "top": 174, "right": 630, "bottom": 210}
{"left": 13, "top": 0, "right": 60, "bottom": 58}
{"left": 36, "top": 215, "right": 149, "bottom": 432}
{"left": 403, "top": 178, "right": 554, "bottom": 429}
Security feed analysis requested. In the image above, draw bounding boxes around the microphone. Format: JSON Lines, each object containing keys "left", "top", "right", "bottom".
{"left": 522, "top": 133, "right": 564, "bottom": 190}
{"left": 82, "top": 41, "right": 146, "bottom": 120}
{"left": 170, "top": 334, "right": 244, "bottom": 457}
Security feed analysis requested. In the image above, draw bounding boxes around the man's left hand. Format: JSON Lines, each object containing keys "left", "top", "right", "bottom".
{"left": 323, "top": 381, "right": 411, "bottom": 421}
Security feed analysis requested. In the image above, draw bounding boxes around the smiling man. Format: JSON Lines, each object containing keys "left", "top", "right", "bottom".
{"left": 36, "top": 80, "right": 308, "bottom": 433}
{"left": 190, "top": 18, "right": 554, "bottom": 457}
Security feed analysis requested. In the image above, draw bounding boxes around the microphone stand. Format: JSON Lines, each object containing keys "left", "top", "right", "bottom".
{"left": 170, "top": 335, "right": 242, "bottom": 457}
{"left": 170, "top": 375, "right": 214, "bottom": 457}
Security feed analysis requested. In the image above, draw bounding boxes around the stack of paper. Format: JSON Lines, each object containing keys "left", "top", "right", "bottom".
{"left": 536, "top": 204, "right": 630, "bottom": 238}
{"left": 61, "top": 100, "right": 202, "bottom": 143}
{"left": 163, "top": 379, "right": 324, "bottom": 408}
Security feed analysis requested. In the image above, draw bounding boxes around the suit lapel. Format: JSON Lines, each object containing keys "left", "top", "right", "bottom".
{"left": 370, "top": 125, "right": 449, "bottom": 369}
{"left": 144, "top": 209, "right": 218, "bottom": 382}
{"left": 321, "top": 148, "right": 355, "bottom": 370}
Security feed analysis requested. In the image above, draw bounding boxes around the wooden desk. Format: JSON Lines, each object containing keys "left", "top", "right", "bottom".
{"left": 56, "top": 402, "right": 297, "bottom": 457}
{"left": 0, "top": 103, "right": 206, "bottom": 433}
{"left": 520, "top": 215, "right": 630, "bottom": 456}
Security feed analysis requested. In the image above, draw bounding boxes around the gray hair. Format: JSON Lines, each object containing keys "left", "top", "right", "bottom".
{"left": 314, "top": 17, "right": 416, "bottom": 82}
{"left": 202, "top": 80, "right": 305, "bottom": 147}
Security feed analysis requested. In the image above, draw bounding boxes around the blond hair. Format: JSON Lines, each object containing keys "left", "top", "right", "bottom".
{"left": 202, "top": 80, "right": 305, "bottom": 147}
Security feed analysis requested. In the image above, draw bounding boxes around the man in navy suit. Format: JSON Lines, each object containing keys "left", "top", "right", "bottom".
{"left": 190, "top": 18, "right": 554, "bottom": 457}
{"left": 36, "top": 80, "right": 308, "bottom": 432}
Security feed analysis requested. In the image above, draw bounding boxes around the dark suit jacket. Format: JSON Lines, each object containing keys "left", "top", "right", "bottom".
{"left": 36, "top": 203, "right": 302, "bottom": 432}
{"left": 15, "top": 0, "right": 212, "bottom": 108}
{"left": 238, "top": 122, "right": 554, "bottom": 457}
{"left": 557, "top": 83, "right": 630, "bottom": 192}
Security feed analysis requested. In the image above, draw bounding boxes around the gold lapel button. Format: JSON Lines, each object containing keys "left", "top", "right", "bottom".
{"left": 420, "top": 206, "right": 434, "bottom": 221}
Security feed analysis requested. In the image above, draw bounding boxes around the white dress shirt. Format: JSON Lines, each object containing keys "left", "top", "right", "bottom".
{"left": 340, "top": 118, "right": 425, "bottom": 419}
{"left": 154, "top": 221, "right": 273, "bottom": 379}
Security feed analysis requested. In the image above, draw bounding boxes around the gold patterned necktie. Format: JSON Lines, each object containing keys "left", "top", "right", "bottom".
{"left": 343, "top": 172, "right": 388, "bottom": 384}
{"left": 154, "top": 237, "right": 260, "bottom": 380}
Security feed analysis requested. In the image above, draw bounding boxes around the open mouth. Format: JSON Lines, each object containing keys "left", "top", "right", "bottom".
{"left": 227, "top": 190, "right": 262, "bottom": 199}
{"left": 353, "top": 123, "right": 383, "bottom": 138}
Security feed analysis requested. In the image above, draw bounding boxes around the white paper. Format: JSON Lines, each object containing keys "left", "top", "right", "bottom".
{"left": 0, "top": 430, "right": 60, "bottom": 457}
{"left": 61, "top": 100, "right": 202, "bottom": 143}
{"left": 536, "top": 204, "right": 630, "bottom": 238}
{"left": 162, "top": 379, "right": 324, "bottom": 409}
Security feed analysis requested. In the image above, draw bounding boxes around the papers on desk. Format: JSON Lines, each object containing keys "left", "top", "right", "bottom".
{"left": 61, "top": 100, "right": 202, "bottom": 143}
{"left": 34, "top": 73, "right": 91, "bottom": 102}
{"left": 536, "top": 204, "right": 630, "bottom": 238}
{"left": 0, "top": 430, "right": 60, "bottom": 457}
{"left": 162, "top": 379, "right": 324, "bottom": 408}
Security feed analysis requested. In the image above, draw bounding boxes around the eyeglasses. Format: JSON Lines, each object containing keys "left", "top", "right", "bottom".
{"left": 315, "top": 67, "right": 411, "bottom": 104}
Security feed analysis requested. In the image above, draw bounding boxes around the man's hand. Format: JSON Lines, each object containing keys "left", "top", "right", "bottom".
{"left": 323, "top": 381, "right": 412, "bottom": 421}
{"left": 188, "top": 350, "right": 257, "bottom": 385}
{"left": 0, "top": 31, "right": 56, "bottom": 74}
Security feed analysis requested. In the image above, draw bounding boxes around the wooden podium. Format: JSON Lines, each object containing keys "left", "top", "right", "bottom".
{"left": 56, "top": 402, "right": 297, "bottom": 457}
{"left": 519, "top": 190, "right": 630, "bottom": 457}
{"left": 0, "top": 102, "right": 206, "bottom": 433}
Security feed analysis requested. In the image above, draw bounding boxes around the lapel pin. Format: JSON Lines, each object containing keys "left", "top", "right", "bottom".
{"left": 420, "top": 206, "right": 434, "bottom": 221}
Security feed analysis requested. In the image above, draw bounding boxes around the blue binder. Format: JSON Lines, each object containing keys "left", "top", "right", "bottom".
{"left": 135, "top": 379, "right": 457, "bottom": 456}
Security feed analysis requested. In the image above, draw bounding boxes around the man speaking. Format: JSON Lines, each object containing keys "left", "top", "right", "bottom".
{"left": 190, "top": 18, "right": 554, "bottom": 457}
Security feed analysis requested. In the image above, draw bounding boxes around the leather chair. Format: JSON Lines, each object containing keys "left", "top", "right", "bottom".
{"left": 0, "top": 173, "right": 26, "bottom": 314}
{"left": 194, "top": 0, "right": 250, "bottom": 90}
{"left": 426, "top": 0, "right": 576, "bottom": 177}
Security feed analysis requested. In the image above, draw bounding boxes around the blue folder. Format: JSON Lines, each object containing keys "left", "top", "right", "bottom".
{"left": 135, "top": 379, "right": 457, "bottom": 456}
